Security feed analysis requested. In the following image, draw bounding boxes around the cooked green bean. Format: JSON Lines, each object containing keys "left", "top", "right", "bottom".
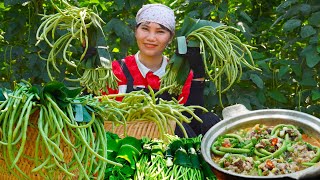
{"left": 258, "top": 140, "right": 288, "bottom": 162}
{"left": 309, "top": 147, "right": 320, "bottom": 163}
{"left": 211, "top": 123, "right": 320, "bottom": 176}
{"left": 302, "top": 162, "right": 317, "bottom": 167}
{"left": 218, "top": 147, "right": 251, "bottom": 154}
{"left": 271, "top": 124, "right": 297, "bottom": 136}
{"left": 258, "top": 148, "right": 272, "bottom": 156}
{"left": 254, "top": 149, "right": 267, "bottom": 157}
{"left": 211, "top": 146, "right": 226, "bottom": 156}
{"left": 224, "top": 133, "right": 244, "bottom": 142}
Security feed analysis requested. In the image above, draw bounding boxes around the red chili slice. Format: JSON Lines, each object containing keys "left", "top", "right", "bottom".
{"left": 271, "top": 138, "right": 278, "bottom": 146}
{"left": 266, "top": 159, "right": 275, "bottom": 169}
{"left": 222, "top": 141, "right": 232, "bottom": 148}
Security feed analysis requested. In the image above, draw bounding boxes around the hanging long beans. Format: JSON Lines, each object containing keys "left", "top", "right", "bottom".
{"left": 161, "top": 18, "right": 260, "bottom": 105}
{"left": 36, "top": 0, "right": 101, "bottom": 76}
{"left": 36, "top": 0, "right": 117, "bottom": 95}
{"left": 188, "top": 26, "right": 259, "bottom": 93}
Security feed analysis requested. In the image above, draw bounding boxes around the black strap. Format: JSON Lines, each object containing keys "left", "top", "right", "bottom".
{"left": 117, "top": 59, "right": 134, "bottom": 93}
{"left": 117, "top": 59, "right": 177, "bottom": 101}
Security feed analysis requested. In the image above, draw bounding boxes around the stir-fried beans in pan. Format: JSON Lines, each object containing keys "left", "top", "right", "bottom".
{"left": 211, "top": 124, "right": 320, "bottom": 176}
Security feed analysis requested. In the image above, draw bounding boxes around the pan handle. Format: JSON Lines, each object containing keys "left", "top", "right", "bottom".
{"left": 222, "top": 104, "right": 250, "bottom": 120}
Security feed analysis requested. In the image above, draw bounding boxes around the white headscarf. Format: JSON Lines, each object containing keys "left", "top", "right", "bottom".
{"left": 136, "top": 4, "right": 175, "bottom": 34}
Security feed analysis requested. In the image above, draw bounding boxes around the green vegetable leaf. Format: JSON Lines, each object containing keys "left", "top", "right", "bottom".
{"left": 177, "top": 16, "right": 222, "bottom": 37}
{"left": 267, "top": 89, "right": 288, "bottom": 103}
{"left": 116, "top": 136, "right": 142, "bottom": 169}
{"left": 283, "top": 19, "right": 301, "bottom": 32}
{"left": 276, "top": 0, "right": 298, "bottom": 13}
{"left": 291, "top": 64, "right": 302, "bottom": 77}
{"left": 176, "top": 17, "right": 198, "bottom": 37}
{"left": 176, "top": 57, "right": 191, "bottom": 86}
{"left": 300, "top": 25, "right": 316, "bottom": 38}
{"left": 106, "top": 132, "right": 120, "bottom": 150}
{"left": 96, "top": 27, "right": 112, "bottom": 68}
{"left": 305, "top": 52, "right": 320, "bottom": 68}
{"left": 169, "top": 139, "right": 184, "bottom": 153}
{"left": 189, "top": 147, "right": 201, "bottom": 169}
{"left": 106, "top": 132, "right": 120, "bottom": 160}
{"left": 251, "top": 51, "right": 265, "bottom": 60}
{"left": 278, "top": 65, "right": 290, "bottom": 78}
{"left": 300, "top": 76, "right": 317, "bottom": 86}
{"left": 4, "top": 0, "right": 28, "bottom": 6}
{"left": 300, "top": 45, "right": 320, "bottom": 68}
{"left": 105, "top": 18, "right": 135, "bottom": 45}
{"left": 119, "top": 165, "right": 135, "bottom": 177}
{"left": 174, "top": 147, "right": 192, "bottom": 167}
{"left": 239, "top": 11, "right": 253, "bottom": 23}
{"left": 308, "top": 11, "right": 320, "bottom": 27}
{"left": 250, "top": 74, "right": 264, "bottom": 89}
{"left": 199, "top": 153, "right": 217, "bottom": 179}
{"left": 166, "top": 54, "right": 187, "bottom": 87}
{"left": 299, "top": 4, "right": 311, "bottom": 15}
{"left": 311, "top": 90, "right": 320, "bottom": 101}
{"left": 257, "top": 90, "right": 267, "bottom": 104}
{"left": 0, "top": 88, "right": 10, "bottom": 101}
{"left": 41, "top": 81, "right": 82, "bottom": 108}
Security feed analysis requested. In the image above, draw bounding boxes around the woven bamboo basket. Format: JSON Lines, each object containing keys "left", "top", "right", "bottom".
{"left": 0, "top": 111, "right": 77, "bottom": 180}
{"left": 104, "top": 120, "right": 177, "bottom": 139}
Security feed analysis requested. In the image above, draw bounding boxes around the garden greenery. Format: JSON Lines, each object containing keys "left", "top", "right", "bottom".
{"left": 0, "top": 0, "right": 319, "bottom": 117}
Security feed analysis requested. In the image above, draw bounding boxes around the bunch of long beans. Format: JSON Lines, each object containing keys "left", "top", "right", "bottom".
{"left": 36, "top": 0, "right": 101, "bottom": 78}
{"left": 0, "top": 82, "right": 121, "bottom": 179}
{"left": 188, "top": 26, "right": 260, "bottom": 97}
{"left": 36, "top": 0, "right": 117, "bottom": 95}
{"left": 165, "top": 136, "right": 205, "bottom": 180}
{"left": 77, "top": 65, "right": 116, "bottom": 95}
{"left": 161, "top": 18, "right": 260, "bottom": 105}
{"left": 134, "top": 135, "right": 217, "bottom": 180}
{"left": 0, "top": 83, "right": 37, "bottom": 179}
{"left": 134, "top": 139, "right": 168, "bottom": 180}
{"left": 97, "top": 86, "right": 206, "bottom": 139}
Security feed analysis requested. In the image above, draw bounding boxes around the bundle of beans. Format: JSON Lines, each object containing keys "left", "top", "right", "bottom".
{"left": 95, "top": 86, "right": 207, "bottom": 139}
{"left": 0, "top": 81, "right": 121, "bottom": 179}
{"left": 36, "top": 0, "right": 117, "bottom": 95}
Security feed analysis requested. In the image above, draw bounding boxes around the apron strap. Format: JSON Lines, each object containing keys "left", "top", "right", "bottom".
{"left": 117, "top": 59, "right": 134, "bottom": 93}
{"left": 117, "top": 59, "right": 177, "bottom": 101}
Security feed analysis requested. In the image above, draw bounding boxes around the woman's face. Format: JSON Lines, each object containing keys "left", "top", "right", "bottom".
{"left": 135, "top": 22, "right": 172, "bottom": 58}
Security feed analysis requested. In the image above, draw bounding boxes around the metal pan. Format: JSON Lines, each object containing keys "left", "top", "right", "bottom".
{"left": 201, "top": 104, "right": 320, "bottom": 180}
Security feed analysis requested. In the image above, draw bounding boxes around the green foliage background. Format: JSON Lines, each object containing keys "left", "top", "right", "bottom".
{"left": 0, "top": 0, "right": 319, "bottom": 117}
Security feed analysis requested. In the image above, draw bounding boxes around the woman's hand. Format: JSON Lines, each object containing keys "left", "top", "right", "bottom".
{"left": 83, "top": 47, "right": 97, "bottom": 60}
{"left": 176, "top": 46, "right": 205, "bottom": 80}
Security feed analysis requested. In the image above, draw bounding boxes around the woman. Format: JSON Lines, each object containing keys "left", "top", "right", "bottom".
{"left": 107, "top": 4, "right": 192, "bottom": 104}
{"left": 89, "top": 4, "right": 220, "bottom": 137}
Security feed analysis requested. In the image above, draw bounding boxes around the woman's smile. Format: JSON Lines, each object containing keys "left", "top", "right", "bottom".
{"left": 144, "top": 43, "right": 157, "bottom": 48}
{"left": 135, "top": 22, "right": 172, "bottom": 58}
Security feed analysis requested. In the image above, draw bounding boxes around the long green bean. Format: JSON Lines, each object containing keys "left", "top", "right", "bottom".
{"left": 98, "top": 88, "right": 205, "bottom": 139}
